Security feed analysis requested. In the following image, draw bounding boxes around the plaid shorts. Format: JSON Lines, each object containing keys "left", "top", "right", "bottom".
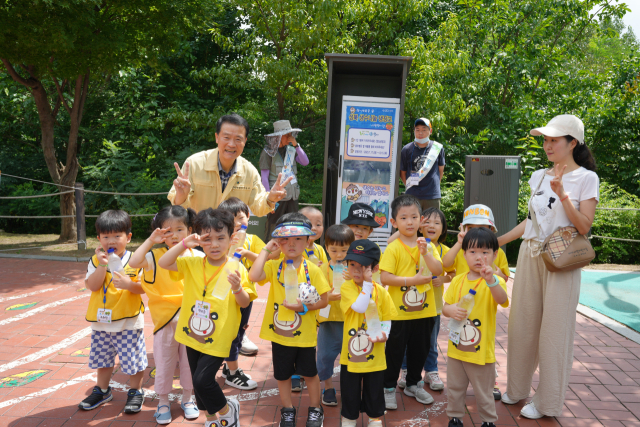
{"left": 89, "top": 329, "right": 148, "bottom": 375}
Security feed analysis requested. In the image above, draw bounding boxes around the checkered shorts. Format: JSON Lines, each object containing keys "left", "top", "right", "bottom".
{"left": 89, "top": 329, "right": 148, "bottom": 375}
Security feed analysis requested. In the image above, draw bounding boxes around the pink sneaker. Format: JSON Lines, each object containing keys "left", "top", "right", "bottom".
{"left": 424, "top": 371, "right": 444, "bottom": 391}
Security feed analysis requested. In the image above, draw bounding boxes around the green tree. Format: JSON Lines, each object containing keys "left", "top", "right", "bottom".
{"left": 0, "top": 0, "right": 213, "bottom": 241}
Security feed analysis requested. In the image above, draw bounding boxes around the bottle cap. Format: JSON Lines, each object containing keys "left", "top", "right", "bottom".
{"left": 469, "top": 289, "right": 477, "bottom": 295}
{"left": 426, "top": 238, "right": 431, "bottom": 243}
{"left": 308, "top": 250, "right": 314, "bottom": 255}
{"left": 240, "top": 225, "right": 247, "bottom": 230}
{"left": 233, "top": 252, "right": 242, "bottom": 259}
{"left": 107, "top": 248, "right": 115, "bottom": 254}
{"left": 286, "top": 259, "right": 293, "bottom": 264}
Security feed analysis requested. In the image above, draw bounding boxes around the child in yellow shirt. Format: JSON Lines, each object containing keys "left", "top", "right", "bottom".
{"left": 379, "top": 195, "right": 443, "bottom": 409}
{"left": 339, "top": 240, "right": 397, "bottom": 427}
{"left": 316, "top": 224, "right": 355, "bottom": 406}
{"left": 249, "top": 212, "right": 330, "bottom": 427}
{"left": 341, "top": 202, "right": 381, "bottom": 240}
{"left": 217, "top": 197, "right": 265, "bottom": 390}
{"left": 129, "top": 206, "right": 202, "bottom": 423}
{"left": 442, "top": 227, "right": 509, "bottom": 427}
{"left": 300, "top": 206, "right": 328, "bottom": 266}
{"left": 80, "top": 210, "right": 147, "bottom": 414}
{"left": 158, "top": 208, "right": 256, "bottom": 427}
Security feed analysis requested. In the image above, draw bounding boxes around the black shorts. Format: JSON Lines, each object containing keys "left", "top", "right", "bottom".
{"left": 271, "top": 342, "right": 318, "bottom": 381}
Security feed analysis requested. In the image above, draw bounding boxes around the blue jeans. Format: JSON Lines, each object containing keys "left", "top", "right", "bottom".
{"left": 316, "top": 321, "right": 344, "bottom": 381}
{"left": 401, "top": 315, "right": 440, "bottom": 372}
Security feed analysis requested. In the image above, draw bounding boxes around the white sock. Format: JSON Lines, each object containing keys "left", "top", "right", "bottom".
{"left": 158, "top": 395, "right": 170, "bottom": 413}
{"left": 181, "top": 389, "right": 193, "bottom": 404}
{"left": 229, "top": 369, "right": 237, "bottom": 375}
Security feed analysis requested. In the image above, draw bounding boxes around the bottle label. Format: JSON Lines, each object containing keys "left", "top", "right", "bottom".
{"left": 194, "top": 301, "right": 211, "bottom": 320}
{"left": 449, "top": 330, "right": 460, "bottom": 345}
{"left": 97, "top": 308, "right": 112, "bottom": 323}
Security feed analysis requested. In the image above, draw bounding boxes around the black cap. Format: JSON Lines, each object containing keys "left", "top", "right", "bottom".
{"left": 343, "top": 239, "right": 380, "bottom": 267}
{"left": 341, "top": 203, "right": 381, "bottom": 228}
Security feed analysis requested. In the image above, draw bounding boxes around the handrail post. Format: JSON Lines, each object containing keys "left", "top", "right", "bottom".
{"left": 75, "top": 183, "right": 86, "bottom": 251}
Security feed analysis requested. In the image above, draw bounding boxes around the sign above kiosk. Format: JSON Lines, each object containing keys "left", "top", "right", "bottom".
{"left": 336, "top": 96, "right": 400, "bottom": 232}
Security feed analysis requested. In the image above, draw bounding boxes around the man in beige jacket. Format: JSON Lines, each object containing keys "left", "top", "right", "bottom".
{"left": 168, "top": 114, "right": 292, "bottom": 216}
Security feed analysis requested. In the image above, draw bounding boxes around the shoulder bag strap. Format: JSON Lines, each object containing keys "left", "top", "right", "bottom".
{"left": 528, "top": 169, "right": 549, "bottom": 242}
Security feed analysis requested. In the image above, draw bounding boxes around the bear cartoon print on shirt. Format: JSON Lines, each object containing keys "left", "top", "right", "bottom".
{"left": 183, "top": 304, "right": 218, "bottom": 344}
{"left": 347, "top": 322, "right": 374, "bottom": 362}
{"left": 399, "top": 285, "right": 428, "bottom": 312}
{"left": 270, "top": 302, "right": 302, "bottom": 337}
{"left": 453, "top": 319, "right": 482, "bottom": 353}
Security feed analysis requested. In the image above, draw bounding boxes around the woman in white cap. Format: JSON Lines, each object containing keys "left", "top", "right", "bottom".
{"left": 259, "top": 120, "right": 310, "bottom": 240}
{"left": 497, "top": 115, "right": 599, "bottom": 419}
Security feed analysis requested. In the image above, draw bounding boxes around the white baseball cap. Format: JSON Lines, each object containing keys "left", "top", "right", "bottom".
{"left": 462, "top": 204, "right": 497, "bottom": 233}
{"left": 530, "top": 114, "right": 584, "bottom": 144}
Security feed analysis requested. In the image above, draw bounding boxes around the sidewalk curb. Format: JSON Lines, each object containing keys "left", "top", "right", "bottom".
{"left": 576, "top": 304, "right": 640, "bottom": 345}
{"left": 0, "top": 253, "right": 90, "bottom": 262}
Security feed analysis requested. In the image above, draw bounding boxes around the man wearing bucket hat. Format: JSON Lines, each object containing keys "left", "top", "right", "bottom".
{"left": 168, "top": 114, "right": 292, "bottom": 216}
{"left": 497, "top": 114, "right": 599, "bottom": 419}
{"left": 400, "top": 118, "right": 446, "bottom": 210}
{"left": 259, "top": 120, "right": 310, "bottom": 240}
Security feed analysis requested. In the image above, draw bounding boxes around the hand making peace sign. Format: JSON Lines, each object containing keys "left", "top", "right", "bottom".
{"left": 173, "top": 161, "right": 191, "bottom": 200}
{"left": 267, "top": 173, "right": 294, "bottom": 203}
{"left": 550, "top": 164, "right": 567, "bottom": 199}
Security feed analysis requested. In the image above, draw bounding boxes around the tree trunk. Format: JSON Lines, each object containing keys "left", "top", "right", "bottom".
{"left": 1, "top": 60, "right": 88, "bottom": 242}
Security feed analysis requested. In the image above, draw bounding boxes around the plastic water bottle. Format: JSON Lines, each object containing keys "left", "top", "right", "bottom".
{"left": 307, "top": 249, "right": 321, "bottom": 266}
{"left": 365, "top": 299, "right": 383, "bottom": 340}
{"left": 212, "top": 252, "right": 242, "bottom": 300}
{"left": 332, "top": 264, "right": 345, "bottom": 293}
{"left": 228, "top": 225, "right": 247, "bottom": 256}
{"left": 448, "top": 289, "right": 476, "bottom": 333}
{"left": 420, "top": 238, "right": 433, "bottom": 277}
{"left": 107, "top": 249, "right": 124, "bottom": 274}
{"left": 433, "top": 276, "right": 444, "bottom": 314}
{"left": 284, "top": 260, "right": 299, "bottom": 304}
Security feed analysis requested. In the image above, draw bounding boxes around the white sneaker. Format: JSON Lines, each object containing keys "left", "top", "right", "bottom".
{"left": 239, "top": 335, "right": 259, "bottom": 355}
{"left": 367, "top": 419, "right": 383, "bottom": 427}
{"left": 398, "top": 369, "right": 407, "bottom": 389}
{"left": 384, "top": 387, "right": 397, "bottom": 410}
{"left": 341, "top": 416, "right": 357, "bottom": 427}
{"left": 500, "top": 392, "right": 520, "bottom": 405}
{"left": 520, "top": 401, "right": 544, "bottom": 419}
{"left": 404, "top": 381, "right": 434, "bottom": 404}
{"left": 424, "top": 371, "right": 444, "bottom": 391}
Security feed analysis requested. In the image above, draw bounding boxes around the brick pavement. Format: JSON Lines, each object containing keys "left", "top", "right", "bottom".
{"left": 0, "top": 258, "right": 639, "bottom": 426}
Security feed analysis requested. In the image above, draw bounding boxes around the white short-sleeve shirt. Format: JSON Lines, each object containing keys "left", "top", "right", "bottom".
{"left": 522, "top": 167, "right": 600, "bottom": 242}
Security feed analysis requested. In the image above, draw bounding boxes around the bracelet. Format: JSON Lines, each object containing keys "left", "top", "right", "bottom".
{"left": 486, "top": 274, "right": 499, "bottom": 288}
{"left": 182, "top": 239, "right": 188, "bottom": 250}
{"left": 298, "top": 303, "right": 309, "bottom": 315}
{"left": 560, "top": 195, "right": 569, "bottom": 203}
{"left": 262, "top": 247, "right": 273, "bottom": 255}
{"left": 98, "top": 263, "right": 107, "bottom": 268}
{"left": 232, "top": 287, "right": 242, "bottom": 295}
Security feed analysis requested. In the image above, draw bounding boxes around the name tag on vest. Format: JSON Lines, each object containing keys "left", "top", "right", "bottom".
{"left": 97, "top": 308, "right": 112, "bottom": 323}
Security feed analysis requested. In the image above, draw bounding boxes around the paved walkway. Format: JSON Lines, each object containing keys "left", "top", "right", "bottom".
{"left": 0, "top": 259, "right": 639, "bottom": 426}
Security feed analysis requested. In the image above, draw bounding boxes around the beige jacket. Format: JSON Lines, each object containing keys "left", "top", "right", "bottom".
{"left": 168, "top": 148, "right": 274, "bottom": 216}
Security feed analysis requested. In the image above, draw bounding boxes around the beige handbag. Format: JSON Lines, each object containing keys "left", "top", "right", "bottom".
{"left": 529, "top": 169, "right": 595, "bottom": 272}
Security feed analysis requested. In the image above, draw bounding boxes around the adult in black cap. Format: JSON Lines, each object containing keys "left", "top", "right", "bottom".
{"left": 399, "top": 118, "right": 445, "bottom": 210}
{"left": 341, "top": 202, "right": 382, "bottom": 241}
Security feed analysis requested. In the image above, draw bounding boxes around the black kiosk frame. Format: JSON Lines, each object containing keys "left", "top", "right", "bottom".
{"left": 321, "top": 54, "right": 412, "bottom": 249}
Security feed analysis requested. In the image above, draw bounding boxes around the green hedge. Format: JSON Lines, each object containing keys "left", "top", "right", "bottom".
{"left": 440, "top": 179, "right": 640, "bottom": 265}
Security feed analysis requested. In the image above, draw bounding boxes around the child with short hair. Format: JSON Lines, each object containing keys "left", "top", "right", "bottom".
{"left": 300, "top": 206, "right": 328, "bottom": 266}
{"left": 340, "top": 240, "right": 397, "bottom": 427}
{"left": 442, "top": 227, "right": 509, "bottom": 427}
{"left": 79, "top": 210, "right": 147, "bottom": 414}
{"left": 379, "top": 195, "right": 443, "bottom": 409}
{"left": 249, "top": 212, "right": 331, "bottom": 427}
{"left": 129, "top": 206, "right": 201, "bottom": 423}
{"left": 217, "top": 197, "right": 265, "bottom": 390}
{"left": 341, "top": 202, "right": 381, "bottom": 240}
{"left": 442, "top": 204, "right": 510, "bottom": 399}
{"left": 316, "top": 224, "right": 355, "bottom": 406}
{"left": 158, "top": 208, "right": 257, "bottom": 427}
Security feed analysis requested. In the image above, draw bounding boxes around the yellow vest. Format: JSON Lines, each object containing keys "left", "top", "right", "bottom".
{"left": 85, "top": 253, "right": 145, "bottom": 322}
{"left": 142, "top": 248, "right": 185, "bottom": 334}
